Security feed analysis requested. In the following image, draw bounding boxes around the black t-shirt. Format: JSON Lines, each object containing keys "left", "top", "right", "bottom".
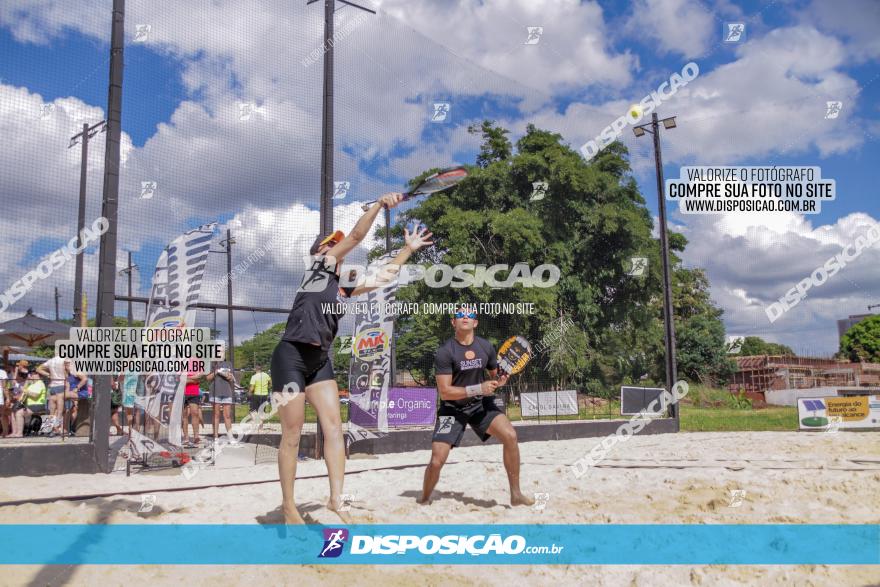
{"left": 434, "top": 336, "right": 498, "bottom": 407}
{"left": 282, "top": 256, "right": 356, "bottom": 351}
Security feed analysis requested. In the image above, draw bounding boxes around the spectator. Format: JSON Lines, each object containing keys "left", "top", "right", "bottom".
{"left": 248, "top": 364, "right": 271, "bottom": 413}
{"left": 9, "top": 367, "right": 32, "bottom": 438}
{"left": 206, "top": 352, "right": 236, "bottom": 439}
{"left": 117, "top": 372, "right": 139, "bottom": 432}
{"left": 36, "top": 355, "right": 68, "bottom": 436}
{"left": 109, "top": 376, "right": 123, "bottom": 436}
{"left": 0, "top": 366, "right": 10, "bottom": 437}
{"left": 63, "top": 359, "right": 87, "bottom": 436}
{"left": 183, "top": 364, "right": 203, "bottom": 447}
{"left": 23, "top": 371, "right": 47, "bottom": 415}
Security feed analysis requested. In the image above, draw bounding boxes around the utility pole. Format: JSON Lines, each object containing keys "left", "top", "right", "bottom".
{"left": 634, "top": 112, "right": 679, "bottom": 427}
{"left": 91, "top": 0, "right": 125, "bottom": 469}
{"left": 307, "top": 0, "right": 376, "bottom": 235}
{"left": 210, "top": 231, "right": 237, "bottom": 369}
{"left": 118, "top": 251, "right": 138, "bottom": 326}
{"left": 68, "top": 120, "right": 107, "bottom": 326}
{"left": 54, "top": 287, "right": 61, "bottom": 321}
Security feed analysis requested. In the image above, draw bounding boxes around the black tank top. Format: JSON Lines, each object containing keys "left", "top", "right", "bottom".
{"left": 282, "top": 256, "right": 355, "bottom": 351}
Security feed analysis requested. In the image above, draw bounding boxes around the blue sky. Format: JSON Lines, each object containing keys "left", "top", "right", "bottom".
{"left": 0, "top": 0, "right": 877, "bottom": 353}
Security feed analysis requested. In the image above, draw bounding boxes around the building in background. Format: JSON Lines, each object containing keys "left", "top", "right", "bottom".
{"left": 837, "top": 314, "right": 875, "bottom": 340}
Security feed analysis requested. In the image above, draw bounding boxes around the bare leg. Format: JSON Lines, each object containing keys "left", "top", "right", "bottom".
{"left": 419, "top": 442, "right": 451, "bottom": 504}
{"left": 305, "top": 380, "right": 351, "bottom": 523}
{"left": 181, "top": 404, "right": 189, "bottom": 444}
{"left": 191, "top": 404, "right": 202, "bottom": 443}
{"left": 50, "top": 395, "right": 62, "bottom": 433}
{"left": 486, "top": 416, "right": 534, "bottom": 506}
{"left": 11, "top": 409, "right": 24, "bottom": 437}
{"left": 277, "top": 391, "right": 306, "bottom": 524}
{"left": 223, "top": 405, "right": 233, "bottom": 435}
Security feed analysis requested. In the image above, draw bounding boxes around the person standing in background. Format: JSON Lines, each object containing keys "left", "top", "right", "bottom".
{"left": 248, "top": 364, "right": 271, "bottom": 412}
{"left": 0, "top": 363, "right": 11, "bottom": 437}
{"left": 36, "top": 355, "right": 67, "bottom": 435}
{"left": 206, "top": 346, "right": 236, "bottom": 439}
{"left": 183, "top": 364, "right": 204, "bottom": 447}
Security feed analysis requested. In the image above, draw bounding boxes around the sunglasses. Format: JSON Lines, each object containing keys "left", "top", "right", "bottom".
{"left": 454, "top": 311, "right": 477, "bottom": 319}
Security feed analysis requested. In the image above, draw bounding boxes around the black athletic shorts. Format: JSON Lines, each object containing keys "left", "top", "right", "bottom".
{"left": 270, "top": 340, "right": 334, "bottom": 394}
{"left": 431, "top": 396, "right": 505, "bottom": 447}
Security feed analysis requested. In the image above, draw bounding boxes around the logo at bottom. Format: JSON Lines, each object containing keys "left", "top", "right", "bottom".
{"left": 319, "top": 528, "right": 349, "bottom": 558}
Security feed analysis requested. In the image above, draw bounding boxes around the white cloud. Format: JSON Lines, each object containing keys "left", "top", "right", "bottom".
{"left": 802, "top": 0, "right": 880, "bottom": 62}
{"left": 626, "top": 0, "right": 716, "bottom": 58}
{"left": 677, "top": 210, "right": 880, "bottom": 355}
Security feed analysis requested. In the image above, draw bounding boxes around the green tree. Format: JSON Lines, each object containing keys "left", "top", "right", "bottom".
{"left": 676, "top": 313, "right": 736, "bottom": 385}
{"left": 736, "top": 336, "right": 794, "bottom": 356}
{"left": 377, "top": 123, "right": 668, "bottom": 392}
{"left": 233, "top": 322, "right": 284, "bottom": 370}
{"left": 840, "top": 315, "right": 880, "bottom": 363}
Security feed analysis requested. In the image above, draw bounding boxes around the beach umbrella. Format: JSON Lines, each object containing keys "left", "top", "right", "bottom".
{"left": 0, "top": 308, "right": 71, "bottom": 348}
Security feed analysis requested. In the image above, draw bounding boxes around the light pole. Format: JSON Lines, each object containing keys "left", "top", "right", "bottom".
{"left": 634, "top": 112, "right": 679, "bottom": 426}
{"left": 209, "top": 230, "right": 237, "bottom": 369}
{"left": 307, "top": 0, "right": 376, "bottom": 235}
{"left": 68, "top": 120, "right": 107, "bottom": 326}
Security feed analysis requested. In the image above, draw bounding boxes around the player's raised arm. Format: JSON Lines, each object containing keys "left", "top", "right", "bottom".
{"left": 347, "top": 225, "right": 434, "bottom": 296}
{"left": 324, "top": 192, "right": 403, "bottom": 261}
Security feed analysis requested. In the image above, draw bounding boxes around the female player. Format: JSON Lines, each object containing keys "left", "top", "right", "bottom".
{"left": 272, "top": 192, "right": 432, "bottom": 524}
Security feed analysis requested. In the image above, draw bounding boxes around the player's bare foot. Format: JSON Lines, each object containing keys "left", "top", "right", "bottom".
{"left": 328, "top": 498, "right": 354, "bottom": 524}
{"left": 417, "top": 494, "right": 431, "bottom": 505}
{"left": 510, "top": 491, "right": 535, "bottom": 507}
{"left": 282, "top": 503, "right": 305, "bottom": 525}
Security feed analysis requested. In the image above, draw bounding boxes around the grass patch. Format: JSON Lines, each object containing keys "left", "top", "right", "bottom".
{"left": 230, "top": 402, "right": 348, "bottom": 424}
{"left": 680, "top": 405, "right": 798, "bottom": 432}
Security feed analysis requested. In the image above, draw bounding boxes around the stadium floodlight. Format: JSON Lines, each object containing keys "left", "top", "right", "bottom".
{"left": 634, "top": 112, "right": 679, "bottom": 425}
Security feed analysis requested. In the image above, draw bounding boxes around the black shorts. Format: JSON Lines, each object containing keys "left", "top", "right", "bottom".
{"left": 184, "top": 395, "right": 201, "bottom": 406}
{"left": 431, "top": 396, "right": 506, "bottom": 447}
{"left": 250, "top": 395, "right": 269, "bottom": 412}
{"left": 271, "top": 340, "right": 334, "bottom": 394}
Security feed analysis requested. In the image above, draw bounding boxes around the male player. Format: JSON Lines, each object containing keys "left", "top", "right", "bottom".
{"left": 418, "top": 305, "right": 534, "bottom": 506}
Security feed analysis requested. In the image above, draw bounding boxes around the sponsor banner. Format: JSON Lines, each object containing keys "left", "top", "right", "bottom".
{"left": 347, "top": 253, "right": 398, "bottom": 438}
{"left": 349, "top": 387, "right": 436, "bottom": 428}
{"left": 521, "top": 390, "right": 578, "bottom": 417}
{"left": 798, "top": 395, "right": 880, "bottom": 430}
{"left": 137, "top": 223, "right": 217, "bottom": 447}
{"left": 0, "top": 525, "right": 876, "bottom": 565}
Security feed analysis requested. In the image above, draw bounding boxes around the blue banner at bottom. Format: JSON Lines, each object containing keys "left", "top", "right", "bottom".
{"left": 1, "top": 525, "right": 877, "bottom": 565}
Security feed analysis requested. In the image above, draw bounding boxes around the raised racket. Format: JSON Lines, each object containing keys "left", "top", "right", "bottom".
{"left": 496, "top": 335, "right": 533, "bottom": 378}
{"left": 360, "top": 166, "right": 468, "bottom": 212}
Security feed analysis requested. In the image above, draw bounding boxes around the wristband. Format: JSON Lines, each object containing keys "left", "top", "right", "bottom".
{"left": 465, "top": 384, "right": 482, "bottom": 398}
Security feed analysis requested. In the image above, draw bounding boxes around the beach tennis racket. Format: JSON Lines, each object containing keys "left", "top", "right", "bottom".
{"left": 496, "top": 335, "right": 533, "bottom": 377}
{"left": 360, "top": 166, "right": 468, "bottom": 212}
